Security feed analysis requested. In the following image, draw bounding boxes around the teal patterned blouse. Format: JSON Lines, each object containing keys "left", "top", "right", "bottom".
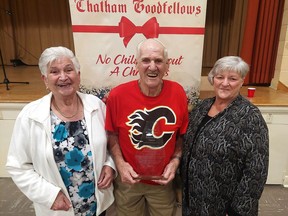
{"left": 51, "top": 112, "right": 96, "bottom": 216}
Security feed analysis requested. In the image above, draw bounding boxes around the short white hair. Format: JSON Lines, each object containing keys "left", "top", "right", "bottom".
{"left": 208, "top": 56, "right": 249, "bottom": 85}
{"left": 38, "top": 46, "right": 80, "bottom": 76}
{"left": 136, "top": 38, "right": 168, "bottom": 61}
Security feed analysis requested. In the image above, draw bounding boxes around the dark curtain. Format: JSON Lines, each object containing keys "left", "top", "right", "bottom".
{"left": 240, "top": 0, "right": 285, "bottom": 85}
{"left": 202, "top": 0, "right": 284, "bottom": 86}
{"left": 202, "top": 0, "right": 248, "bottom": 76}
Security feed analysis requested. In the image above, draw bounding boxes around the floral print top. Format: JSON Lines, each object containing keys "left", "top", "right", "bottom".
{"left": 51, "top": 112, "right": 96, "bottom": 216}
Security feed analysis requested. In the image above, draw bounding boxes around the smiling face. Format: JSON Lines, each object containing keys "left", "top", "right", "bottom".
{"left": 42, "top": 56, "right": 80, "bottom": 99}
{"left": 136, "top": 39, "right": 169, "bottom": 96}
{"left": 213, "top": 70, "right": 244, "bottom": 102}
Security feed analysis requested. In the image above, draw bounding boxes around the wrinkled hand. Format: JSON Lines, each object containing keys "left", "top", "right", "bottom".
{"left": 51, "top": 191, "right": 72, "bottom": 211}
{"left": 153, "top": 158, "right": 179, "bottom": 185}
{"left": 117, "top": 161, "right": 140, "bottom": 184}
{"left": 98, "top": 165, "right": 115, "bottom": 189}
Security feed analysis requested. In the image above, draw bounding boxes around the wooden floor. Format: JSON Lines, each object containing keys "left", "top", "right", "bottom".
{"left": 0, "top": 178, "right": 288, "bottom": 216}
{"left": 0, "top": 65, "right": 46, "bottom": 103}
{"left": 1, "top": 65, "right": 288, "bottom": 106}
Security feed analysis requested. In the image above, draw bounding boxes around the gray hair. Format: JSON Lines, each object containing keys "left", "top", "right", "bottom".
{"left": 208, "top": 56, "right": 249, "bottom": 85}
{"left": 136, "top": 38, "right": 168, "bottom": 61}
{"left": 38, "top": 46, "right": 80, "bottom": 76}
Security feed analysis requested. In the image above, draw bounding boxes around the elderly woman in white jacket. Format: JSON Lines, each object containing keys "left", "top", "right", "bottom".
{"left": 6, "top": 46, "right": 115, "bottom": 216}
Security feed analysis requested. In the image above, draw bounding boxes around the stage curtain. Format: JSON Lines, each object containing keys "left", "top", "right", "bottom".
{"left": 202, "top": 0, "right": 248, "bottom": 75}
{"left": 0, "top": 0, "right": 74, "bottom": 65}
{"left": 0, "top": 0, "right": 15, "bottom": 65}
{"left": 241, "top": 0, "right": 284, "bottom": 85}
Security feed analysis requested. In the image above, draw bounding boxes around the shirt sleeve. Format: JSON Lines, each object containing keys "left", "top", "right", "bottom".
{"left": 105, "top": 90, "right": 118, "bottom": 133}
{"left": 178, "top": 86, "right": 189, "bottom": 135}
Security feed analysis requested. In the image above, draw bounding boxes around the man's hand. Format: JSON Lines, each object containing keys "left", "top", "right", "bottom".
{"left": 117, "top": 160, "right": 140, "bottom": 184}
{"left": 51, "top": 191, "right": 72, "bottom": 211}
{"left": 153, "top": 157, "right": 180, "bottom": 185}
{"left": 97, "top": 165, "right": 115, "bottom": 189}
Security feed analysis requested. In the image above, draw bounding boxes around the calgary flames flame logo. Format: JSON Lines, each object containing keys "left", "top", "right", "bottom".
{"left": 126, "top": 106, "right": 176, "bottom": 149}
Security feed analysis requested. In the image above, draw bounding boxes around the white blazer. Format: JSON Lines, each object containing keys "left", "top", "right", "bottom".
{"left": 6, "top": 92, "right": 115, "bottom": 216}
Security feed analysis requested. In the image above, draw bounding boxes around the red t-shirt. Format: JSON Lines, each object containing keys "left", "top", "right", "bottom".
{"left": 105, "top": 80, "right": 188, "bottom": 181}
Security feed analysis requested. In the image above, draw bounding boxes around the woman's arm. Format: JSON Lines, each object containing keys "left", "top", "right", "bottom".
{"left": 230, "top": 111, "right": 269, "bottom": 215}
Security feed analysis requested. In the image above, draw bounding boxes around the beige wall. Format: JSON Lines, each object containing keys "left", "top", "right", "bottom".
{"left": 271, "top": 0, "right": 288, "bottom": 89}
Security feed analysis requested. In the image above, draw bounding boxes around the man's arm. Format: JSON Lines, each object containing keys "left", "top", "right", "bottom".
{"left": 107, "top": 131, "right": 140, "bottom": 184}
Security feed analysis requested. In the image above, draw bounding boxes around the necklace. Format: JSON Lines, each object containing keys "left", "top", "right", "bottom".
{"left": 53, "top": 96, "right": 79, "bottom": 119}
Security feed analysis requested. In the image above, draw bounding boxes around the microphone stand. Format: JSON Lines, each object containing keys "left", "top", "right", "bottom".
{"left": 0, "top": 7, "right": 29, "bottom": 90}
{"left": 0, "top": 48, "right": 29, "bottom": 90}
{"left": 0, "top": 47, "right": 29, "bottom": 90}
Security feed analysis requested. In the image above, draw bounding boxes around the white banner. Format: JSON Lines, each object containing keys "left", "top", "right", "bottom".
{"left": 69, "top": 0, "right": 207, "bottom": 105}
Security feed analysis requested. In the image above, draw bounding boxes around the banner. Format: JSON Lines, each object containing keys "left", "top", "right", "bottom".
{"left": 69, "top": 0, "right": 207, "bottom": 106}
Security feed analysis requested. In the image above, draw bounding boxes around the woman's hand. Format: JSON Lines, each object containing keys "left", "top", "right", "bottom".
{"left": 51, "top": 191, "right": 72, "bottom": 211}
{"left": 97, "top": 165, "right": 115, "bottom": 189}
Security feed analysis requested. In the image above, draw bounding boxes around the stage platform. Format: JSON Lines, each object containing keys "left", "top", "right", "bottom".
{"left": 1, "top": 65, "right": 288, "bottom": 106}
{"left": 0, "top": 66, "right": 46, "bottom": 103}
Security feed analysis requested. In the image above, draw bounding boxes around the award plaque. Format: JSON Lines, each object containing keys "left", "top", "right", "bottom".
{"left": 134, "top": 121, "right": 166, "bottom": 180}
{"left": 135, "top": 152, "right": 167, "bottom": 180}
